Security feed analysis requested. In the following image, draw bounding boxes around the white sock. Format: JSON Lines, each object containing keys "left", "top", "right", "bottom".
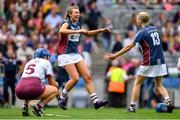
{"left": 130, "top": 101, "right": 136, "bottom": 105}
{"left": 60, "top": 88, "right": 69, "bottom": 99}
{"left": 90, "top": 93, "right": 99, "bottom": 104}
{"left": 164, "top": 96, "right": 171, "bottom": 105}
{"left": 164, "top": 96, "right": 170, "bottom": 101}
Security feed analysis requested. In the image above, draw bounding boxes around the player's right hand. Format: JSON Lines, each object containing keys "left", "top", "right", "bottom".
{"left": 104, "top": 53, "right": 116, "bottom": 62}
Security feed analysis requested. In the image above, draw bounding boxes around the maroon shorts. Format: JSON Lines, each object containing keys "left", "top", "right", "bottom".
{"left": 15, "top": 77, "right": 45, "bottom": 100}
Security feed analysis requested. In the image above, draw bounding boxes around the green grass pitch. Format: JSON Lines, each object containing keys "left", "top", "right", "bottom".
{"left": 0, "top": 107, "right": 180, "bottom": 119}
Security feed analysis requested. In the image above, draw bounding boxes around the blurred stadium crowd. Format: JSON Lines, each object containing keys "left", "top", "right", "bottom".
{"left": 0, "top": 0, "right": 179, "bottom": 108}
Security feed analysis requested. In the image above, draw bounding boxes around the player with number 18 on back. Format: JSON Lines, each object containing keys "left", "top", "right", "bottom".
{"left": 57, "top": 5, "right": 111, "bottom": 110}
{"left": 15, "top": 48, "right": 59, "bottom": 117}
{"left": 104, "top": 12, "right": 174, "bottom": 113}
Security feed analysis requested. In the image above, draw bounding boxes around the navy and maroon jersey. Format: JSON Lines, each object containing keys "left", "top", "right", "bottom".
{"left": 133, "top": 25, "right": 165, "bottom": 66}
{"left": 57, "top": 20, "right": 81, "bottom": 55}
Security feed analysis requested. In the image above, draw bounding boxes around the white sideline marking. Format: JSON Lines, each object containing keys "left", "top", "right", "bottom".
{"left": 46, "top": 113, "right": 54, "bottom": 116}
{"left": 46, "top": 113, "right": 70, "bottom": 117}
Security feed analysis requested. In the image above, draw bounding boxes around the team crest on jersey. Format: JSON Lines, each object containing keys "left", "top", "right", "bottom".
{"left": 68, "top": 34, "right": 80, "bottom": 42}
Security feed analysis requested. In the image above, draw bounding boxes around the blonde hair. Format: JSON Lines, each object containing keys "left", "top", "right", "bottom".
{"left": 137, "top": 12, "right": 150, "bottom": 24}
{"left": 64, "top": 6, "right": 79, "bottom": 20}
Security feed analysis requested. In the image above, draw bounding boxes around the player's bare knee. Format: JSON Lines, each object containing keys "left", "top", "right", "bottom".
{"left": 72, "top": 75, "right": 79, "bottom": 82}
{"left": 50, "top": 86, "right": 58, "bottom": 94}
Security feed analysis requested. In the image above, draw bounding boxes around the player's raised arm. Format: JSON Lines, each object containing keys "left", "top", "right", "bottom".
{"left": 104, "top": 43, "right": 135, "bottom": 61}
{"left": 113, "top": 43, "right": 135, "bottom": 57}
{"left": 83, "top": 28, "right": 111, "bottom": 36}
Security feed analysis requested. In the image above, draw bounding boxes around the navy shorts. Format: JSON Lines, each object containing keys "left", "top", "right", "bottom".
{"left": 15, "top": 77, "right": 45, "bottom": 100}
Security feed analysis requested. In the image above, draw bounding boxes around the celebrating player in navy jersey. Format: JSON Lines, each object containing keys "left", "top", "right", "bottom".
{"left": 104, "top": 12, "right": 174, "bottom": 113}
{"left": 57, "top": 6, "right": 111, "bottom": 110}
{"left": 15, "top": 48, "right": 59, "bottom": 117}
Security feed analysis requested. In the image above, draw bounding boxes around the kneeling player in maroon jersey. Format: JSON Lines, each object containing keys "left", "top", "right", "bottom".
{"left": 15, "top": 48, "right": 59, "bottom": 116}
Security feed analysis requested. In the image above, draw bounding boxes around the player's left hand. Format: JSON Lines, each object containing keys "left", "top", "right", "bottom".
{"left": 104, "top": 53, "right": 116, "bottom": 62}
